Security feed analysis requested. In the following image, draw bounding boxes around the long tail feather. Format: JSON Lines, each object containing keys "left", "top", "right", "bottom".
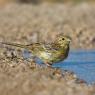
{"left": 0, "top": 42, "right": 29, "bottom": 49}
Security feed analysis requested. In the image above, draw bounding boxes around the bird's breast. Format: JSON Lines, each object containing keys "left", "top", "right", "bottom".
{"left": 39, "top": 51, "right": 52, "bottom": 60}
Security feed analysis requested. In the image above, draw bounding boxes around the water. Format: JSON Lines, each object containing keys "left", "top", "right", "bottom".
{"left": 23, "top": 50, "right": 95, "bottom": 84}
{"left": 53, "top": 50, "right": 95, "bottom": 84}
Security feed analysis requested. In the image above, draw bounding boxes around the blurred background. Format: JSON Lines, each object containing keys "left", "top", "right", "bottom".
{"left": 0, "top": 1, "right": 95, "bottom": 95}
{"left": 0, "top": 0, "right": 94, "bottom": 50}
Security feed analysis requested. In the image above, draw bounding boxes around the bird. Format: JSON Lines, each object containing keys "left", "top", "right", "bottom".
{"left": 0, "top": 34, "right": 71, "bottom": 67}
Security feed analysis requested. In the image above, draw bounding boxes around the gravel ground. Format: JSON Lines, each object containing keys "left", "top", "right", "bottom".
{"left": 0, "top": 2, "right": 95, "bottom": 95}
{"left": 0, "top": 54, "right": 95, "bottom": 95}
{"left": 0, "top": 2, "right": 95, "bottom": 49}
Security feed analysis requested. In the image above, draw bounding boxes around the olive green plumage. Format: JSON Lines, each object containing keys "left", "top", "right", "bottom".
{"left": 0, "top": 35, "right": 71, "bottom": 66}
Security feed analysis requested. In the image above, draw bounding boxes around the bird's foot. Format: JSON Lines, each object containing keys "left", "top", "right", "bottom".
{"left": 44, "top": 62, "right": 53, "bottom": 68}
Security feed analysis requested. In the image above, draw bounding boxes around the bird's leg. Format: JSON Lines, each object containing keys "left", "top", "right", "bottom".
{"left": 45, "top": 62, "right": 53, "bottom": 68}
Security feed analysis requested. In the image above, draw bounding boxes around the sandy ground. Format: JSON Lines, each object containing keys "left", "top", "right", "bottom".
{"left": 0, "top": 2, "right": 95, "bottom": 49}
{"left": 0, "top": 2, "right": 95, "bottom": 95}
{"left": 0, "top": 53, "right": 95, "bottom": 95}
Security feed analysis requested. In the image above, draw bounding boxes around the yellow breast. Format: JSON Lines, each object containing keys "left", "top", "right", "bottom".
{"left": 40, "top": 52, "right": 51, "bottom": 60}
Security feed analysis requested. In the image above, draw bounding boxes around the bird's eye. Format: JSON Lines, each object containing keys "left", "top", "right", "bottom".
{"left": 62, "top": 38, "right": 65, "bottom": 40}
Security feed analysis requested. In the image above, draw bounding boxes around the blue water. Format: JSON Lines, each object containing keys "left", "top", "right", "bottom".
{"left": 23, "top": 50, "right": 95, "bottom": 84}
{"left": 53, "top": 50, "right": 95, "bottom": 84}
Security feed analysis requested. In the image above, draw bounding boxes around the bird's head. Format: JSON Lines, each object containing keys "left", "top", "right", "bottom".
{"left": 55, "top": 34, "right": 71, "bottom": 47}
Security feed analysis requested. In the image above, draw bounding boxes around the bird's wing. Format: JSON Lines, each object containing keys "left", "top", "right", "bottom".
{"left": 26, "top": 42, "right": 60, "bottom": 53}
{"left": 44, "top": 43, "right": 60, "bottom": 51}
{"left": 26, "top": 43, "right": 47, "bottom": 52}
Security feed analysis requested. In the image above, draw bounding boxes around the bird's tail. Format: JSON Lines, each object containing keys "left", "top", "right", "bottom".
{"left": 0, "top": 42, "right": 29, "bottom": 49}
